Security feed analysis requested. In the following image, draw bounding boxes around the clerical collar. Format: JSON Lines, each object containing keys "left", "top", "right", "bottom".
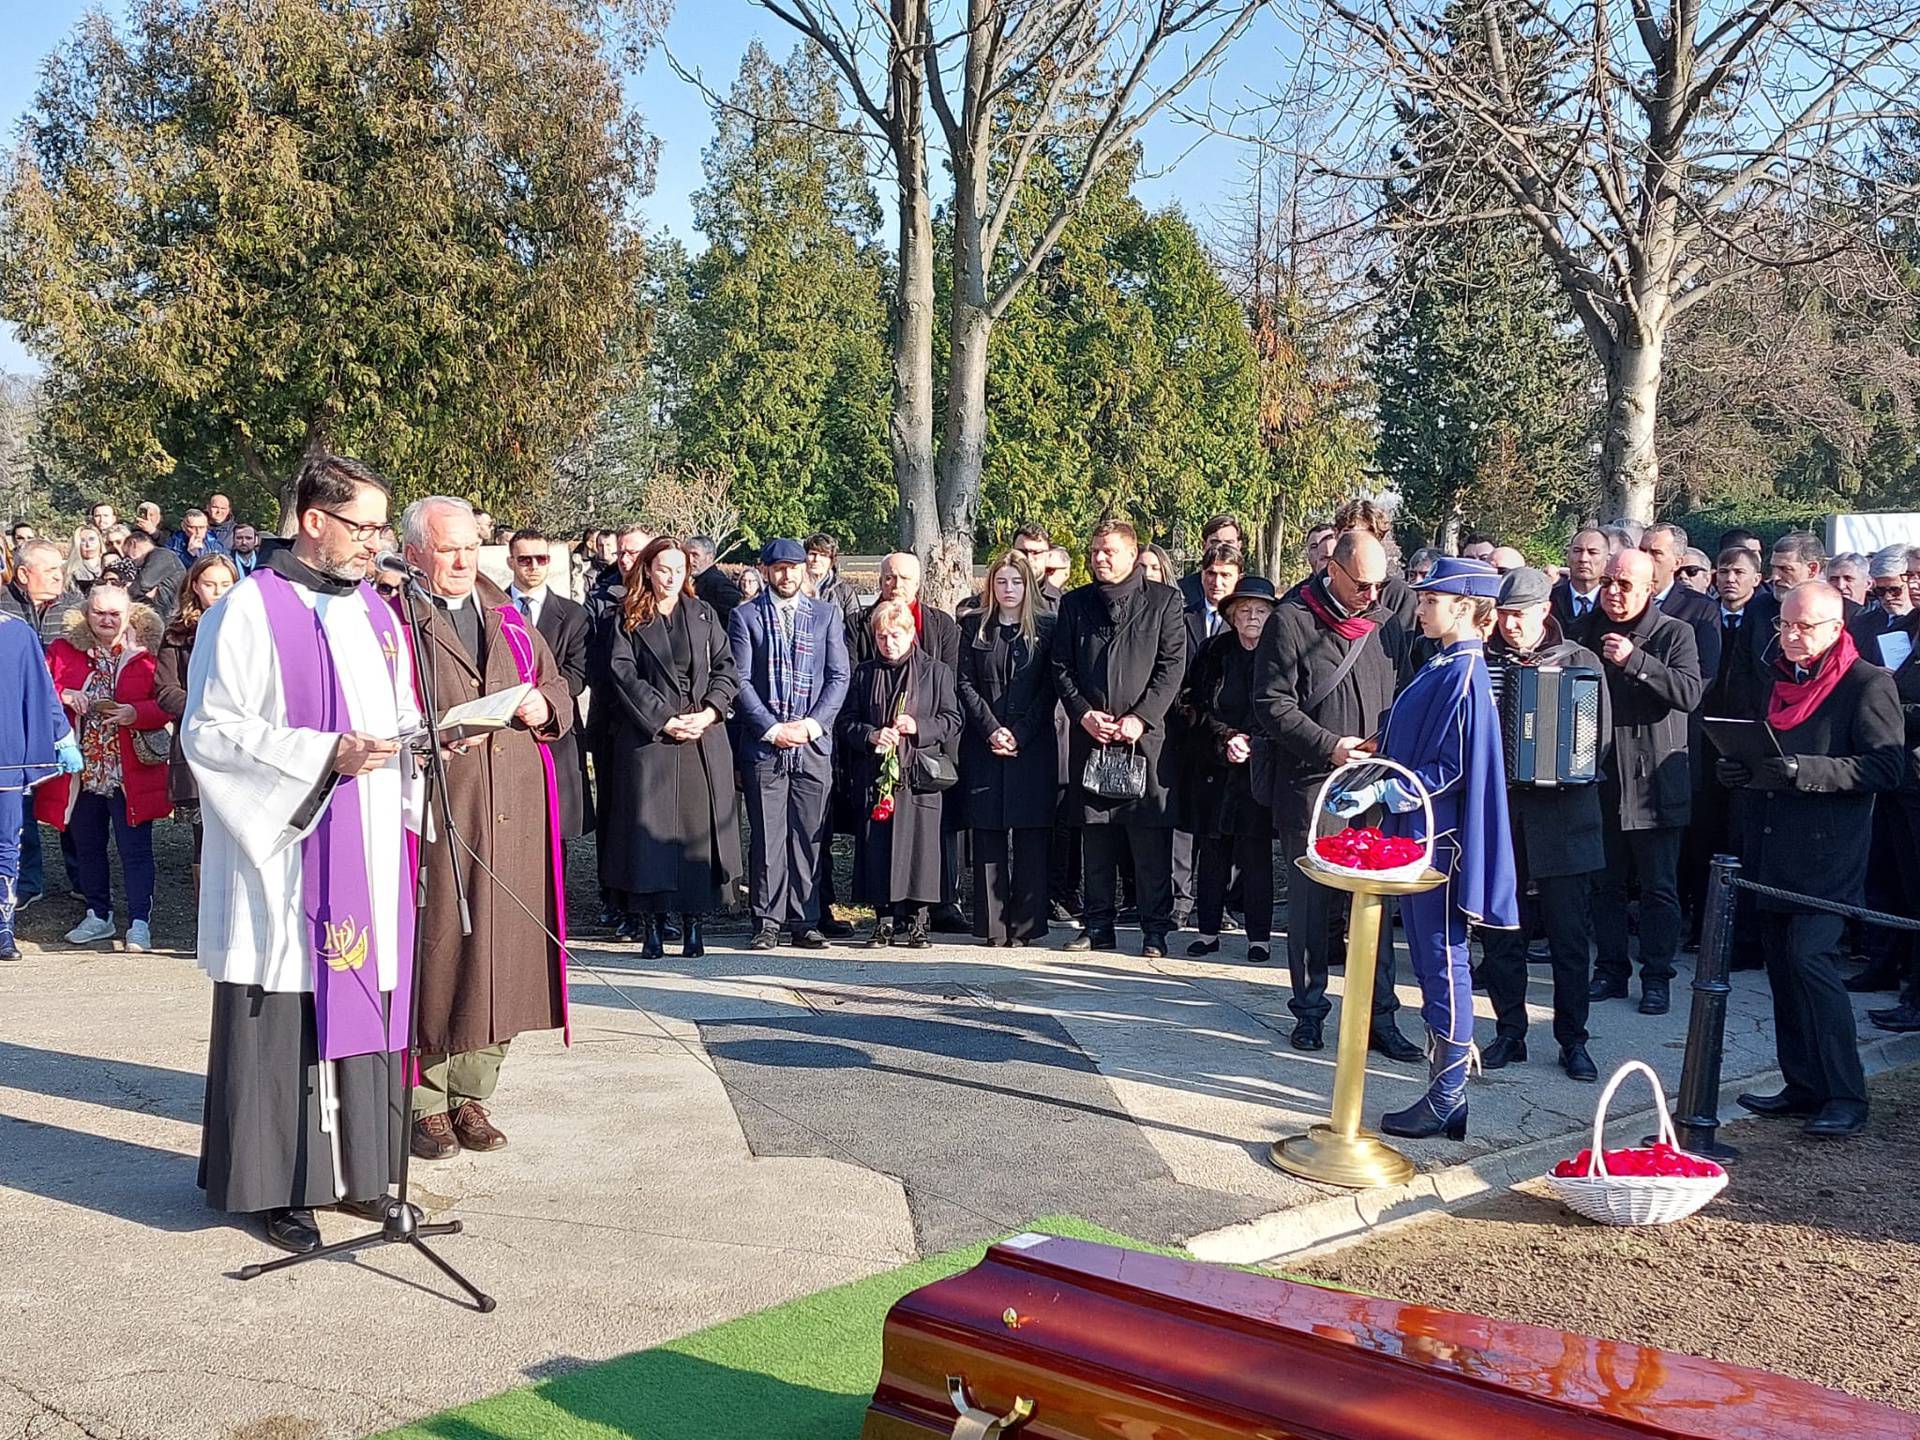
{"left": 265, "top": 547, "right": 359, "bottom": 596}
{"left": 435, "top": 590, "right": 474, "bottom": 612}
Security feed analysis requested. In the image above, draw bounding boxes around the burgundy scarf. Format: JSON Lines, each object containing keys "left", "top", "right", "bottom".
{"left": 1767, "top": 627, "right": 1858, "bottom": 731}
{"left": 1302, "top": 578, "right": 1376, "bottom": 642}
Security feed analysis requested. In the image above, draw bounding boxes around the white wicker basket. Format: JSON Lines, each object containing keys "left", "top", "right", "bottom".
{"left": 1304, "top": 757, "right": 1436, "bottom": 884}
{"left": 1545, "top": 1060, "right": 1729, "bottom": 1227}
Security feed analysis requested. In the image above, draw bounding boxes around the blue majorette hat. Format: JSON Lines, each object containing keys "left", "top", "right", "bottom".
{"left": 1411, "top": 555, "right": 1503, "bottom": 599}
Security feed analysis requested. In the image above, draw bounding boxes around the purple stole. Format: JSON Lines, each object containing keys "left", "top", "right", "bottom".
{"left": 491, "top": 600, "right": 573, "bottom": 1041}
{"left": 256, "top": 570, "right": 415, "bottom": 1060}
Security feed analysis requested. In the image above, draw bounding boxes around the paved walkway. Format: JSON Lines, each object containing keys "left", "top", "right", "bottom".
{"left": 2, "top": 925, "right": 1909, "bottom": 1440}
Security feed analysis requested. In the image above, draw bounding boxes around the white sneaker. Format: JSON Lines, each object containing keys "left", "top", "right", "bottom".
{"left": 64, "top": 911, "right": 116, "bottom": 945}
{"left": 126, "top": 920, "right": 152, "bottom": 953}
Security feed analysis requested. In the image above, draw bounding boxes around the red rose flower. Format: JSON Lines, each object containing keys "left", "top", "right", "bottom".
{"left": 871, "top": 794, "right": 895, "bottom": 822}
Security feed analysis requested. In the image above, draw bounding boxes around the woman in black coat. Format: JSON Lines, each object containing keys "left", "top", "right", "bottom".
{"left": 1176, "top": 578, "right": 1279, "bottom": 962}
{"left": 840, "top": 599, "right": 963, "bottom": 948}
{"left": 957, "top": 552, "right": 1058, "bottom": 946}
{"left": 603, "top": 537, "right": 742, "bottom": 959}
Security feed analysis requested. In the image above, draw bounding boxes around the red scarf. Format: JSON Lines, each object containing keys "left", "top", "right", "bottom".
{"left": 1302, "top": 578, "right": 1376, "bottom": 642}
{"left": 910, "top": 600, "right": 923, "bottom": 635}
{"left": 1767, "top": 627, "right": 1858, "bottom": 731}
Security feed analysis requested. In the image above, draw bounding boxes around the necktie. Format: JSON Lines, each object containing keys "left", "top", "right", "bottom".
{"left": 517, "top": 595, "right": 533, "bottom": 623}
{"left": 1207, "top": 611, "right": 1221, "bottom": 638}
{"left": 1575, "top": 597, "right": 1589, "bottom": 619}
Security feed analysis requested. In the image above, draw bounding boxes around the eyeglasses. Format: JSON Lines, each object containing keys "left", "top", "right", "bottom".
{"left": 315, "top": 508, "right": 385, "bottom": 543}
{"left": 1774, "top": 618, "right": 1842, "bottom": 636}
{"left": 1597, "top": 577, "right": 1637, "bottom": 592}
{"left": 1677, "top": 565, "right": 1706, "bottom": 578}
{"left": 1871, "top": 583, "right": 1907, "bottom": 599}
{"left": 512, "top": 554, "right": 551, "bottom": 566}
{"left": 1331, "top": 557, "right": 1384, "bottom": 595}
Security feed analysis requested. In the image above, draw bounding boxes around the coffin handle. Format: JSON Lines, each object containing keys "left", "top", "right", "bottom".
{"left": 946, "top": 1375, "right": 1035, "bottom": 1439}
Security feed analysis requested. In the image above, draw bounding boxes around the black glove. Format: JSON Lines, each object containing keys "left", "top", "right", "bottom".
{"left": 1714, "top": 757, "right": 1753, "bottom": 788}
{"left": 1748, "top": 755, "right": 1800, "bottom": 790}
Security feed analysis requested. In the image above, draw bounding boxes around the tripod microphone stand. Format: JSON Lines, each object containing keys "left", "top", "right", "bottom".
{"left": 237, "top": 566, "right": 494, "bottom": 1312}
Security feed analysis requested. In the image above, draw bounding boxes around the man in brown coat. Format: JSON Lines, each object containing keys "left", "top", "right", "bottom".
{"left": 402, "top": 496, "right": 572, "bottom": 1160}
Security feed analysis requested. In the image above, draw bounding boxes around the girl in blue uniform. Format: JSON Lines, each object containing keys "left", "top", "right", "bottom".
{"left": 1330, "top": 556, "right": 1518, "bottom": 1139}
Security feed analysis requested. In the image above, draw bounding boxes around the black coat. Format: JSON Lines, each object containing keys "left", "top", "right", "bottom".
{"left": 857, "top": 600, "right": 959, "bottom": 670}
{"left": 600, "top": 599, "right": 743, "bottom": 907}
{"left": 956, "top": 612, "right": 1059, "bottom": 831}
{"left": 1487, "top": 624, "right": 1610, "bottom": 879}
{"left": 1730, "top": 656, "right": 1903, "bottom": 911}
{"left": 1252, "top": 576, "right": 1407, "bottom": 819}
{"left": 840, "top": 652, "right": 963, "bottom": 904}
{"left": 1660, "top": 584, "right": 1723, "bottom": 683}
{"left": 1549, "top": 577, "right": 1605, "bottom": 636}
{"left": 529, "top": 590, "right": 594, "bottom": 839}
{"left": 1051, "top": 571, "right": 1188, "bottom": 826}
{"left": 1890, "top": 617, "right": 1920, "bottom": 792}
{"left": 1590, "top": 601, "right": 1703, "bottom": 830}
{"left": 694, "top": 564, "right": 743, "bottom": 625}
{"left": 1702, "top": 593, "right": 1779, "bottom": 722}
{"left": 1175, "top": 633, "right": 1272, "bottom": 838}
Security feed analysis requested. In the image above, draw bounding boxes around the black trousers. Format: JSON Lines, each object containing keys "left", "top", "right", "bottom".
{"left": 1171, "top": 830, "right": 1195, "bottom": 918}
{"left": 1483, "top": 872, "right": 1592, "bottom": 1047}
{"left": 1196, "top": 833, "right": 1272, "bottom": 943}
{"left": 1049, "top": 821, "right": 1082, "bottom": 913}
{"left": 1283, "top": 849, "right": 1401, "bottom": 1022}
{"left": 1593, "top": 822, "right": 1683, "bottom": 983}
{"left": 1760, "top": 910, "right": 1867, "bottom": 1111}
{"left": 1082, "top": 824, "right": 1173, "bottom": 937}
{"left": 972, "top": 827, "right": 1050, "bottom": 943}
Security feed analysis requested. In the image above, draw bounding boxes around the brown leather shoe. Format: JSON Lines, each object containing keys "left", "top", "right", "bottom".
{"left": 411, "top": 1112, "right": 458, "bottom": 1160}
{"left": 450, "top": 1100, "right": 507, "bottom": 1152}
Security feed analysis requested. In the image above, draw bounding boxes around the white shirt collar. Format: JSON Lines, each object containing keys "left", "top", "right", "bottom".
{"left": 509, "top": 583, "right": 544, "bottom": 607}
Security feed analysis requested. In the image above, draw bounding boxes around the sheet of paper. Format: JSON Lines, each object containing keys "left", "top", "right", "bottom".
{"left": 1878, "top": 631, "right": 1913, "bottom": 672}
{"left": 389, "top": 683, "right": 533, "bottom": 743}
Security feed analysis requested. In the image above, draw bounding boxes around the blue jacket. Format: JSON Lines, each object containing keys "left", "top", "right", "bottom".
{"left": 0, "top": 611, "right": 68, "bottom": 792}
{"left": 167, "top": 530, "right": 231, "bottom": 562}
{"left": 728, "top": 593, "right": 850, "bottom": 764}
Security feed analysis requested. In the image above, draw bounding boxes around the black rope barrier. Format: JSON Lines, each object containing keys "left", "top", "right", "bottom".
{"left": 1726, "top": 876, "right": 1920, "bottom": 932}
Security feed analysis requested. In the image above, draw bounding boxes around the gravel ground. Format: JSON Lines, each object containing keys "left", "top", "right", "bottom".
{"left": 1298, "top": 1063, "right": 1920, "bottom": 1414}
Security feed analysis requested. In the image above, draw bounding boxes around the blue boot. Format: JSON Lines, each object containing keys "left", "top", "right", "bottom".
{"left": 1380, "top": 1032, "right": 1471, "bottom": 1140}
{"left": 0, "top": 871, "right": 17, "bottom": 960}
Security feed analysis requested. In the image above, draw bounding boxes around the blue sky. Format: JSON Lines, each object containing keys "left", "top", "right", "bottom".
{"left": 0, "top": 2, "right": 1287, "bottom": 374}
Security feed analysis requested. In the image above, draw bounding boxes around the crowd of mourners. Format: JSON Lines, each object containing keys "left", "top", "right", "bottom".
{"left": 5, "top": 493, "right": 1917, "bottom": 1152}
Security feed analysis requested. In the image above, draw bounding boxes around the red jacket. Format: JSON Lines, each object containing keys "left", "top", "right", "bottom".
{"left": 34, "top": 603, "right": 174, "bottom": 829}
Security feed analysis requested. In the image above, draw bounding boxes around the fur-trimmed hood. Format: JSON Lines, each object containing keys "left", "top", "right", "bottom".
{"left": 60, "top": 598, "right": 165, "bottom": 657}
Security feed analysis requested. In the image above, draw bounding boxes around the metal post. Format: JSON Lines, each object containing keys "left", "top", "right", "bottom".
{"left": 1670, "top": 854, "right": 1741, "bottom": 1161}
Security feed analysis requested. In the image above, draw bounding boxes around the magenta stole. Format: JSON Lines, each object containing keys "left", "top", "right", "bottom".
{"left": 494, "top": 600, "right": 572, "bottom": 1040}
{"left": 256, "top": 570, "right": 415, "bottom": 1060}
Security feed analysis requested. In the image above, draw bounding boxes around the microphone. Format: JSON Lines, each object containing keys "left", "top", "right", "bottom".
{"left": 376, "top": 552, "right": 426, "bottom": 583}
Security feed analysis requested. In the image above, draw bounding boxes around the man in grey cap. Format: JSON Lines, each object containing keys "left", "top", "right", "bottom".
{"left": 728, "top": 538, "right": 851, "bottom": 949}
{"left": 1479, "top": 566, "right": 1610, "bottom": 1081}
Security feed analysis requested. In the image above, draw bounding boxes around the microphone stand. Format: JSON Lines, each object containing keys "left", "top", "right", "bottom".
{"left": 237, "top": 571, "right": 493, "bottom": 1312}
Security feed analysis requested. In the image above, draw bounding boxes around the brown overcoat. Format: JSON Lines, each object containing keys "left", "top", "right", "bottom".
{"left": 411, "top": 577, "right": 572, "bottom": 1055}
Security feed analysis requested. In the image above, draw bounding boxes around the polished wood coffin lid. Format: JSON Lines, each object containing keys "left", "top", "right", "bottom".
{"left": 864, "top": 1234, "right": 1915, "bottom": 1439}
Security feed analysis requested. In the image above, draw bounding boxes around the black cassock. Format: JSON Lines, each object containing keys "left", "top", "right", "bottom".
{"left": 601, "top": 598, "right": 743, "bottom": 913}
{"left": 840, "top": 651, "right": 963, "bottom": 906}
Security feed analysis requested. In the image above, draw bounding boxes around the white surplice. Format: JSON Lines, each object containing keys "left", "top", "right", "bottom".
{"left": 183, "top": 572, "right": 422, "bottom": 994}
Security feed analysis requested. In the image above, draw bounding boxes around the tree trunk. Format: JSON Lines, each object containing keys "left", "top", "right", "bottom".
{"left": 1262, "top": 492, "right": 1287, "bottom": 582}
{"left": 1600, "top": 329, "right": 1662, "bottom": 526}
{"left": 889, "top": 7, "right": 937, "bottom": 563}
{"left": 933, "top": 189, "right": 992, "bottom": 610}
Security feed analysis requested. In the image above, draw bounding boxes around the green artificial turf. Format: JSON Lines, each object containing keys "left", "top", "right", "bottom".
{"left": 375, "top": 1216, "right": 1188, "bottom": 1440}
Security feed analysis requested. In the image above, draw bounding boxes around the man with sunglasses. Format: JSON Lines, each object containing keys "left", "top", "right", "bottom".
{"left": 1717, "top": 582, "right": 1901, "bottom": 1138}
{"left": 1588, "top": 549, "right": 1704, "bottom": 1016}
{"left": 509, "top": 529, "right": 593, "bottom": 841}
{"left": 1253, "top": 528, "right": 1419, "bottom": 1060}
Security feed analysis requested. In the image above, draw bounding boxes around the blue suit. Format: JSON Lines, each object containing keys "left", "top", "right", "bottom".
{"left": 1377, "top": 639, "right": 1519, "bottom": 1120}
{"left": 729, "top": 593, "right": 851, "bottom": 931}
{"left": 2, "top": 613, "right": 69, "bottom": 952}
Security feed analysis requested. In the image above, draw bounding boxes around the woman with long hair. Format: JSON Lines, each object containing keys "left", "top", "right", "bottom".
{"left": 1177, "top": 577, "right": 1280, "bottom": 962}
{"left": 601, "top": 536, "right": 741, "bottom": 957}
{"left": 840, "top": 599, "right": 963, "bottom": 947}
{"left": 65, "top": 525, "right": 106, "bottom": 594}
{"left": 1328, "top": 556, "right": 1517, "bottom": 1141}
{"left": 956, "top": 552, "right": 1058, "bottom": 945}
{"left": 36, "top": 582, "right": 173, "bottom": 951}
{"left": 153, "top": 553, "right": 240, "bottom": 889}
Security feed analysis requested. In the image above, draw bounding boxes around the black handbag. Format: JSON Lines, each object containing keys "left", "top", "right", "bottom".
{"left": 1081, "top": 742, "right": 1148, "bottom": 801}
{"left": 908, "top": 748, "right": 959, "bottom": 793}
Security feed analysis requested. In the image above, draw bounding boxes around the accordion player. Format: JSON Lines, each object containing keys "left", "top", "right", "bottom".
{"left": 1494, "top": 662, "right": 1603, "bottom": 787}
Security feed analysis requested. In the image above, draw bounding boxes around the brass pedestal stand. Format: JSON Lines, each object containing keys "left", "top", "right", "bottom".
{"left": 1270, "top": 858, "right": 1446, "bottom": 1189}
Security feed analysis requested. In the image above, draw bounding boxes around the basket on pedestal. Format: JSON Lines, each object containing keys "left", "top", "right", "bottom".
{"left": 1304, "top": 758, "right": 1435, "bottom": 885}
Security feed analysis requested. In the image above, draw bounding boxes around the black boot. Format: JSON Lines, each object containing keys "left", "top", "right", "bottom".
{"left": 1479, "top": 1034, "right": 1527, "bottom": 1069}
{"left": 640, "top": 915, "right": 665, "bottom": 960}
{"left": 682, "top": 915, "right": 705, "bottom": 959}
{"left": 1379, "top": 1093, "right": 1469, "bottom": 1141}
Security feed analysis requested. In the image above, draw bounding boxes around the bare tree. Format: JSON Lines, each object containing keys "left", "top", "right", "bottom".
{"left": 1256, "top": 0, "right": 1920, "bottom": 523}
{"left": 748, "top": 0, "right": 1263, "bottom": 599}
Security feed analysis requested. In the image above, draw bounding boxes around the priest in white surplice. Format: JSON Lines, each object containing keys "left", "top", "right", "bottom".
{"left": 183, "top": 454, "right": 422, "bottom": 1256}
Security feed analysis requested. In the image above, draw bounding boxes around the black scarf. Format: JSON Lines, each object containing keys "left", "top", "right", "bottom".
{"left": 1096, "top": 564, "right": 1147, "bottom": 625}
{"left": 864, "top": 647, "right": 915, "bottom": 725}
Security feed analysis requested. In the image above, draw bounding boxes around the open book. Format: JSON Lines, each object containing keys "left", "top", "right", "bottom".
{"left": 393, "top": 683, "right": 532, "bottom": 744}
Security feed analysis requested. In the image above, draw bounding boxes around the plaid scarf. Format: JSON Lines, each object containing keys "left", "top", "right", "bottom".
{"left": 765, "top": 594, "right": 817, "bottom": 725}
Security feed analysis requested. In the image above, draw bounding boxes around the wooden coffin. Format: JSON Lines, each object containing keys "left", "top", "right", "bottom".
{"left": 863, "top": 1234, "right": 1916, "bottom": 1440}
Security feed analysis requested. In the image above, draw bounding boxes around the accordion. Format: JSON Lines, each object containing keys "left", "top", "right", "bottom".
{"left": 1495, "top": 662, "right": 1602, "bottom": 787}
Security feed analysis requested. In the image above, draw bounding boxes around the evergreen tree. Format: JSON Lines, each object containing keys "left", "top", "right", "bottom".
{"left": 672, "top": 42, "right": 893, "bottom": 549}
{"left": 1370, "top": 0, "right": 1592, "bottom": 549}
